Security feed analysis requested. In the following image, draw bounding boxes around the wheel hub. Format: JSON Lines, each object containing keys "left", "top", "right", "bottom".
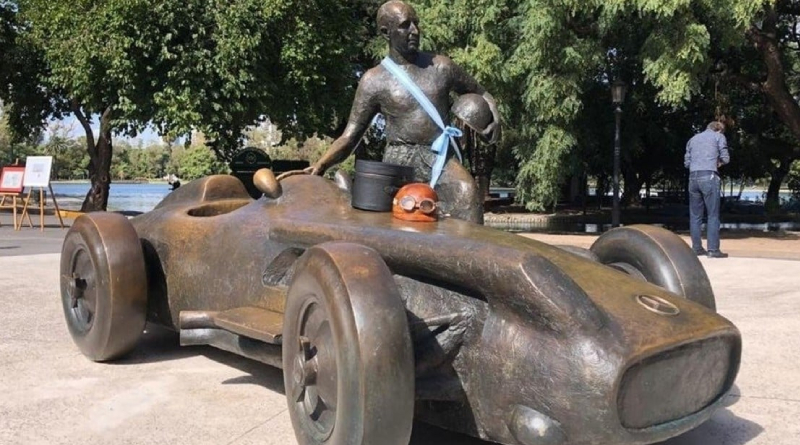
{"left": 291, "top": 301, "right": 338, "bottom": 441}
{"left": 293, "top": 339, "right": 319, "bottom": 388}
{"left": 68, "top": 274, "right": 88, "bottom": 309}
{"left": 66, "top": 248, "right": 97, "bottom": 332}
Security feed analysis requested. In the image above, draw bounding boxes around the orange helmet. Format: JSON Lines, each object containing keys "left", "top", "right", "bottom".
{"left": 392, "top": 183, "right": 439, "bottom": 222}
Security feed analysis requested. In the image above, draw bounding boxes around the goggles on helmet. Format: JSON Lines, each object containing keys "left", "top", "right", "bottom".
{"left": 392, "top": 182, "right": 440, "bottom": 222}
{"left": 396, "top": 195, "right": 437, "bottom": 214}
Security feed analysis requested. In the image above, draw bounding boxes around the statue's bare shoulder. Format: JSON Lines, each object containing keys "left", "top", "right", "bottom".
{"left": 431, "top": 53, "right": 455, "bottom": 69}
{"left": 358, "top": 65, "right": 390, "bottom": 96}
{"left": 431, "top": 53, "right": 484, "bottom": 94}
{"left": 358, "top": 52, "right": 455, "bottom": 88}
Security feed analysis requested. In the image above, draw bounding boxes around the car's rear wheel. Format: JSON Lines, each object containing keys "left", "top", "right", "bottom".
{"left": 282, "top": 242, "right": 414, "bottom": 445}
{"left": 60, "top": 212, "right": 148, "bottom": 361}
{"left": 590, "top": 225, "right": 716, "bottom": 311}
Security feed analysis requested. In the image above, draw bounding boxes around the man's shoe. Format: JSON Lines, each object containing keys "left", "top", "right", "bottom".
{"left": 707, "top": 250, "right": 728, "bottom": 258}
{"left": 693, "top": 247, "right": 708, "bottom": 256}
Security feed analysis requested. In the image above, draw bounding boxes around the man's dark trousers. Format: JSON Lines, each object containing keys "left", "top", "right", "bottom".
{"left": 688, "top": 170, "right": 722, "bottom": 252}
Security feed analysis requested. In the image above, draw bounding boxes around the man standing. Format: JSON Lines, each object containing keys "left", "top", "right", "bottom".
{"left": 685, "top": 121, "right": 730, "bottom": 258}
{"left": 307, "top": 0, "right": 501, "bottom": 223}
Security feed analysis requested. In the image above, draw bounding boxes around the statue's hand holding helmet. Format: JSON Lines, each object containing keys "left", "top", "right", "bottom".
{"left": 481, "top": 120, "right": 501, "bottom": 145}
{"left": 452, "top": 93, "right": 500, "bottom": 145}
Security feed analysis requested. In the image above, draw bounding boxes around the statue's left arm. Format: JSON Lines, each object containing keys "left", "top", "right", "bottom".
{"left": 446, "top": 57, "right": 502, "bottom": 144}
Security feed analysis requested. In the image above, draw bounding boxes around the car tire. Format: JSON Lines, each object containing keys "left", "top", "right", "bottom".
{"left": 60, "top": 212, "right": 148, "bottom": 361}
{"left": 283, "top": 242, "right": 414, "bottom": 445}
{"left": 590, "top": 225, "right": 716, "bottom": 311}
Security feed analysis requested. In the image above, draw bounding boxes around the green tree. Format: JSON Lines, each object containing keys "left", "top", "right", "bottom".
{"left": 4, "top": 0, "right": 367, "bottom": 211}
{"left": 416, "top": 0, "right": 771, "bottom": 210}
{"left": 0, "top": 104, "right": 41, "bottom": 165}
{"left": 788, "top": 159, "right": 800, "bottom": 202}
{"left": 171, "top": 145, "right": 227, "bottom": 181}
{"left": 1, "top": 2, "right": 54, "bottom": 164}
{"left": 717, "top": 1, "right": 800, "bottom": 212}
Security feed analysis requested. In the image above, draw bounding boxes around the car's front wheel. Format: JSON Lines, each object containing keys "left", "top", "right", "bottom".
{"left": 282, "top": 242, "right": 414, "bottom": 445}
{"left": 590, "top": 225, "right": 716, "bottom": 311}
{"left": 60, "top": 212, "right": 148, "bottom": 361}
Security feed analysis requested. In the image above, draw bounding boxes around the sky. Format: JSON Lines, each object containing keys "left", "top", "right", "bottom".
{"left": 56, "top": 114, "right": 165, "bottom": 146}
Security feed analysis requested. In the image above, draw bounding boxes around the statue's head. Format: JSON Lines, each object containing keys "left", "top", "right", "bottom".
{"left": 377, "top": 1, "right": 420, "bottom": 59}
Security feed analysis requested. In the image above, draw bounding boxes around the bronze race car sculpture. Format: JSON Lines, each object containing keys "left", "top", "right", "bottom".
{"left": 60, "top": 171, "right": 740, "bottom": 445}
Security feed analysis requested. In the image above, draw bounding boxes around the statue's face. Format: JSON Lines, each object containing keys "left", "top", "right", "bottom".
{"left": 385, "top": 4, "right": 420, "bottom": 57}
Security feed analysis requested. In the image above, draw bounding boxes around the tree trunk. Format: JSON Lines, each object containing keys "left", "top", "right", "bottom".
{"left": 81, "top": 129, "right": 112, "bottom": 212}
{"left": 621, "top": 170, "right": 646, "bottom": 207}
{"left": 747, "top": 7, "right": 800, "bottom": 171}
{"left": 765, "top": 157, "right": 793, "bottom": 213}
{"left": 596, "top": 175, "right": 607, "bottom": 210}
{"left": 73, "top": 102, "right": 113, "bottom": 212}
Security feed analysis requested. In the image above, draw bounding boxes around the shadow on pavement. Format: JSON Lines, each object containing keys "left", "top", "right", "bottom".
{"left": 659, "top": 387, "right": 762, "bottom": 445}
{"left": 410, "top": 422, "right": 498, "bottom": 444}
{"left": 114, "top": 324, "right": 196, "bottom": 364}
{"left": 659, "top": 407, "right": 763, "bottom": 445}
{"left": 116, "top": 323, "right": 287, "bottom": 394}
{"left": 210, "top": 353, "right": 285, "bottom": 394}
{"left": 116, "top": 323, "right": 501, "bottom": 443}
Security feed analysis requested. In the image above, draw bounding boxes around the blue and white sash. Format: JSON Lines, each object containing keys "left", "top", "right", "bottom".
{"left": 381, "top": 57, "right": 462, "bottom": 187}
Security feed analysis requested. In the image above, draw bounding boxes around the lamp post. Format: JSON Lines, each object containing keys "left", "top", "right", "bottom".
{"left": 611, "top": 79, "right": 627, "bottom": 228}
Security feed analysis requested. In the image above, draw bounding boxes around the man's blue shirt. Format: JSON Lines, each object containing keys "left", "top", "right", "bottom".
{"left": 685, "top": 129, "right": 730, "bottom": 172}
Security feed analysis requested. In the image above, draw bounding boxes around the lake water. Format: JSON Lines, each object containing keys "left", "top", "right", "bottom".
{"left": 51, "top": 182, "right": 171, "bottom": 213}
{"left": 51, "top": 182, "right": 799, "bottom": 232}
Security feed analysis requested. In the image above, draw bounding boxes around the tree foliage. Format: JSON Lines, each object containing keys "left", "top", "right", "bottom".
{"left": 0, "top": 105, "right": 42, "bottom": 165}
{"left": 788, "top": 159, "right": 800, "bottom": 201}
{"left": 2, "top": 0, "right": 371, "bottom": 210}
{"left": 8, "top": 0, "right": 800, "bottom": 215}
{"left": 415, "top": 0, "right": 772, "bottom": 210}
{"left": 168, "top": 145, "right": 227, "bottom": 181}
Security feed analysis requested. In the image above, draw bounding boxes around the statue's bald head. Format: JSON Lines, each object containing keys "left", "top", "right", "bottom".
{"left": 377, "top": 0, "right": 420, "bottom": 59}
{"left": 377, "top": 1, "right": 416, "bottom": 32}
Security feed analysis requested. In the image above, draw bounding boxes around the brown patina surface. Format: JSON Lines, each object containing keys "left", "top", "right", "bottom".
{"left": 76, "top": 173, "right": 739, "bottom": 445}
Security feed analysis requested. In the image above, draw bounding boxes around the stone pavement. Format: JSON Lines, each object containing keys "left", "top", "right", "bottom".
{"left": 1, "top": 219, "right": 799, "bottom": 444}
{"left": 0, "top": 213, "right": 70, "bottom": 256}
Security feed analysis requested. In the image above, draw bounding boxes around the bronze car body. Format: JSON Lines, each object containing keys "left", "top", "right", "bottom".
{"left": 62, "top": 174, "right": 740, "bottom": 445}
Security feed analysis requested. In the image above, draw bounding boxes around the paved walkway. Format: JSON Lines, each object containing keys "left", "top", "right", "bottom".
{"left": 1, "top": 218, "right": 799, "bottom": 444}
{"left": 522, "top": 230, "right": 800, "bottom": 261}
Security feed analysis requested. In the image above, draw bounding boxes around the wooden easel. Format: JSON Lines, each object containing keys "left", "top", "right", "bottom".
{"left": 0, "top": 159, "right": 31, "bottom": 230}
{"left": 17, "top": 184, "right": 65, "bottom": 231}
{"left": 1, "top": 192, "right": 33, "bottom": 230}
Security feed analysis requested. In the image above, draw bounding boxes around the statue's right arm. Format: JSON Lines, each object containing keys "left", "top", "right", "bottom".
{"left": 308, "top": 71, "right": 381, "bottom": 175}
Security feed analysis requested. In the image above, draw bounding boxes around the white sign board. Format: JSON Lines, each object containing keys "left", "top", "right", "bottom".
{"left": 23, "top": 156, "right": 54, "bottom": 187}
